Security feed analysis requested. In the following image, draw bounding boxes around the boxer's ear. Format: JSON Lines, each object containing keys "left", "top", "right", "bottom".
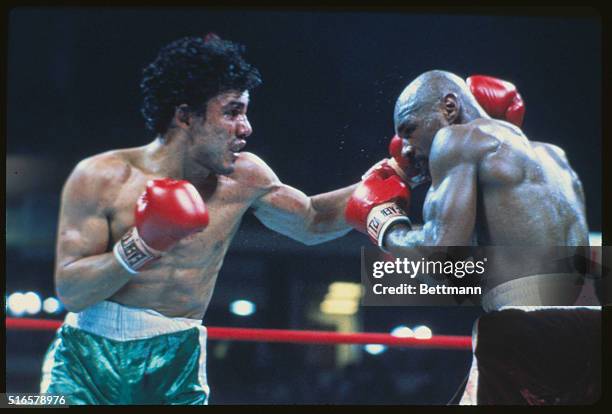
{"left": 174, "top": 104, "right": 192, "bottom": 129}
{"left": 442, "top": 93, "right": 460, "bottom": 124}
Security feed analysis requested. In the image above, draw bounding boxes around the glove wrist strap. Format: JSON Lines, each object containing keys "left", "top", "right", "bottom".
{"left": 113, "top": 227, "right": 163, "bottom": 275}
{"left": 366, "top": 202, "right": 412, "bottom": 251}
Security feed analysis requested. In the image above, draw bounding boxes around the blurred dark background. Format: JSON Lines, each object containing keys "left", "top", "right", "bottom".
{"left": 6, "top": 8, "right": 601, "bottom": 404}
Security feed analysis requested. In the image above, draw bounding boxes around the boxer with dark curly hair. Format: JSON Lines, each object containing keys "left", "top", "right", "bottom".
{"left": 39, "top": 35, "right": 361, "bottom": 405}
{"left": 140, "top": 34, "right": 262, "bottom": 137}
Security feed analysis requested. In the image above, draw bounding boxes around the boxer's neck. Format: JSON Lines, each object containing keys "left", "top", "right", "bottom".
{"left": 143, "top": 135, "right": 212, "bottom": 182}
{"left": 461, "top": 102, "right": 491, "bottom": 124}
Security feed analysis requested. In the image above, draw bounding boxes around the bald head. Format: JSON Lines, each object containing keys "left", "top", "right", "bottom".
{"left": 394, "top": 70, "right": 486, "bottom": 131}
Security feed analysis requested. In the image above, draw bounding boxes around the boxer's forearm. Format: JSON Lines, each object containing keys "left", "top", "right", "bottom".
{"left": 383, "top": 223, "right": 427, "bottom": 254}
{"left": 55, "top": 253, "right": 133, "bottom": 312}
{"left": 253, "top": 182, "right": 358, "bottom": 245}
{"left": 304, "top": 183, "right": 359, "bottom": 242}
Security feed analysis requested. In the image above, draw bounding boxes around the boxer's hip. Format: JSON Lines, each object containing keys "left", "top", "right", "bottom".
{"left": 481, "top": 273, "right": 597, "bottom": 312}
{"left": 471, "top": 305, "right": 601, "bottom": 404}
{"left": 40, "top": 301, "right": 209, "bottom": 404}
{"left": 63, "top": 300, "right": 204, "bottom": 339}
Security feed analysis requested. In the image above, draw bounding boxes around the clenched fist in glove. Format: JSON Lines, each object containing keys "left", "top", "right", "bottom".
{"left": 467, "top": 74, "right": 525, "bottom": 128}
{"left": 345, "top": 161, "right": 412, "bottom": 250}
{"left": 114, "top": 178, "right": 210, "bottom": 274}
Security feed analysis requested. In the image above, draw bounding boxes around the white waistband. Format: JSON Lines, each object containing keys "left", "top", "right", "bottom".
{"left": 63, "top": 300, "right": 205, "bottom": 341}
{"left": 481, "top": 273, "right": 599, "bottom": 312}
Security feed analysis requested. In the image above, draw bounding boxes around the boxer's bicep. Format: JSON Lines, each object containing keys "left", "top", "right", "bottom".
{"left": 56, "top": 167, "right": 111, "bottom": 270}
{"left": 241, "top": 152, "right": 314, "bottom": 239}
{"left": 419, "top": 127, "right": 485, "bottom": 245}
{"left": 252, "top": 183, "right": 315, "bottom": 239}
{"left": 247, "top": 152, "right": 352, "bottom": 244}
{"left": 424, "top": 162, "right": 478, "bottom": 245}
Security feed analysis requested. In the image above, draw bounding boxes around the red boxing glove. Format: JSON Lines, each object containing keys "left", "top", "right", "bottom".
{"left": 388, "top": 135, "right": 427, "bottom": 188}
{"left": 114, "top": 179, "right": 210, "bottom": 274}
{"left": 466, "top": 75, "right": 525, "bottom": 128}
{"left": 345, "top": 161, "right": 412, "bottom": 249}
{"left": 389, "top": 135, "right": 410, "bottom": 170}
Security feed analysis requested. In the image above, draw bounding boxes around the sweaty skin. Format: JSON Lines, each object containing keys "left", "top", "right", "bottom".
{"left": 385, "top": 73, "right": 588, "bottom": 290}
{"left": 55, "top": 90, "right": 357, "bottom": 318}
{"left": 382, "top": 72, "right": 595, "bottom": 406}
{"left": 387, "top": 119, "right": 587, "bottom": 246}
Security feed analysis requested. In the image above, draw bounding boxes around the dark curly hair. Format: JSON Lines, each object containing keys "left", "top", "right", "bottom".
{"left": 140, "top": 34, "right": 262, "bottom": 136}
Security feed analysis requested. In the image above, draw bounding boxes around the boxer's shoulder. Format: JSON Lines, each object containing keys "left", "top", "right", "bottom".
{"left": 430, "top": 121, "right": 501, "bottom": 169}
{"left": 72, "top": 150, "right": 133, "bottom": 184}
{"left": 532, "top": 141, "right": 568, "bottom": 165}
{"left": 231, "top": 151, "right": 280, "bottom": 191}
{"left": 64, "top": 150, "right": 134, "bottom": 204}
{"left": 531, "top": 141, "right": 582, "bottom": 190}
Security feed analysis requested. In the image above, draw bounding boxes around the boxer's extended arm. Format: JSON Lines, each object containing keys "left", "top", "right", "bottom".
{"left": 54, "top": 159, "right": 133, "bottom": 312}
{"left": 384, "top": 127, "right": 485, "bottom": 252}
{"left": 248, "top": 154, "right": 358, "bottom": 245}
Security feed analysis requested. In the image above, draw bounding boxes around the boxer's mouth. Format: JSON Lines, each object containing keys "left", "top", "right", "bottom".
{"left": 230, "top": 139, "right": 247, "bottom": 154}
{"left": 405, "top": 152, "right": 429, "bottom": 178}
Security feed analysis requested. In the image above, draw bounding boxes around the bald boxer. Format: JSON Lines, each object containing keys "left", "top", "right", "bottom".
{"left": 40, "top": 35, "right": 361, "bottom": 405}
{"left": 346, "top": 71, "right": 600, "bottom": 404}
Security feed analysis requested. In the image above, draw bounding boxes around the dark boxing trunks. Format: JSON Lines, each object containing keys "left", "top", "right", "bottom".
{"left": 462, "top": 307, "right": 601, "bottom": 405}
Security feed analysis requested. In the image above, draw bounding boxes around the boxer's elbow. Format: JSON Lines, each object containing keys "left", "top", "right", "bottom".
{"left": 55, "top": 287, "right": 85, "bottom": 313}
{"left": 55, "top": 290, "right": 86, "bottom": 313}
{"left": 298, "top": 236, "right": 322, "bottom": 246}
{"left": 288, "top": 227, "right": 326, "bottom": 245}
{"left": 297, "top": 233, "right": 333, "bottom": 246}
{"left": 298, "top": 225, "right": 352, "bottom": 245}
{"left": 55, "top": 272, "right": 88, "bottom": 313}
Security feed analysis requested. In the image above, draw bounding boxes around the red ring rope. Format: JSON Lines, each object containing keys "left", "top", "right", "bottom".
{"left": 5, "top": 317, "right": 471, "bottom": 350}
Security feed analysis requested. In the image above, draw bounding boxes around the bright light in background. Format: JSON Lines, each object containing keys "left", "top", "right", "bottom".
{"left": 320, "top": 299, "right": 358, "bottom": 315}
{"left": 414, "top": 325, "right": 432, "bottom": 339}
{"left": 230, "top": 300, "right": 256, "bottom": 316}
{"left": 320, "top": 282, "right": 362, "bottom": 315}
{"left": 328, "top": 282, "right": 363, "bottom": 299}
{"left": 364, "top": 344, "right": 387, "bottom": 355}
{"left": 43, "top": 297, "right": 62, "bottom": 314}
{"left": 8, "top": 291, "right": 44, "bottom": 315}
{"left": 23, "top": 292, "right": 42, "bottom": 314}
{"left": 8, "top": 293, "right": 27, "bottom": 316}
{"left": 390, "top": 325, "right": 414, "bottom": 338}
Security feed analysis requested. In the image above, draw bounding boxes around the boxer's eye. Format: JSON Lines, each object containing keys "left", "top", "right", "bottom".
{"left": 398, "top": 121, "right": 417, "bottom": 138}
{"left": 225, "top": 109, "right": 241, "bottom": 118}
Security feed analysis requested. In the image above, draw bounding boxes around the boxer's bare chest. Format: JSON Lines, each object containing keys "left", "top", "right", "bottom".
{"left": 106, "top": 164, "right": 260, "bottom": 316}
{"left": 108, "top": 166, "right": 256, "bottom": 271}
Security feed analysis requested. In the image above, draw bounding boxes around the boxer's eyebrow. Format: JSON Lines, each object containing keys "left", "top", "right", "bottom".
{"left": 223, "top": 101, "right": 246, "bottom": 110}
{"left": 398, "top": 121, "right": 417, "bottom": 137}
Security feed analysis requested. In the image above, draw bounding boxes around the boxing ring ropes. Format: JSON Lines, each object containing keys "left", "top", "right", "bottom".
{"left": 6, "top": 233, "right": 603, "bottom": 351}
{"left": 6, "top": 317, "right": 471, "bottom": 350}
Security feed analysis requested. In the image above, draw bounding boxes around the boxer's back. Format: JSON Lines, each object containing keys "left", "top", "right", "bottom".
{"left": 472, "top": 119, "right": 588, "bottom": 246}
{"left": 461, "top": 119, "right": 590, "bottom": 297}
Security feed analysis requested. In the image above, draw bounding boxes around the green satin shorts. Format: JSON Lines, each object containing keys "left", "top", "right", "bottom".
{"left": 40, "top": 319, "right": 209, "bottom": 405}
